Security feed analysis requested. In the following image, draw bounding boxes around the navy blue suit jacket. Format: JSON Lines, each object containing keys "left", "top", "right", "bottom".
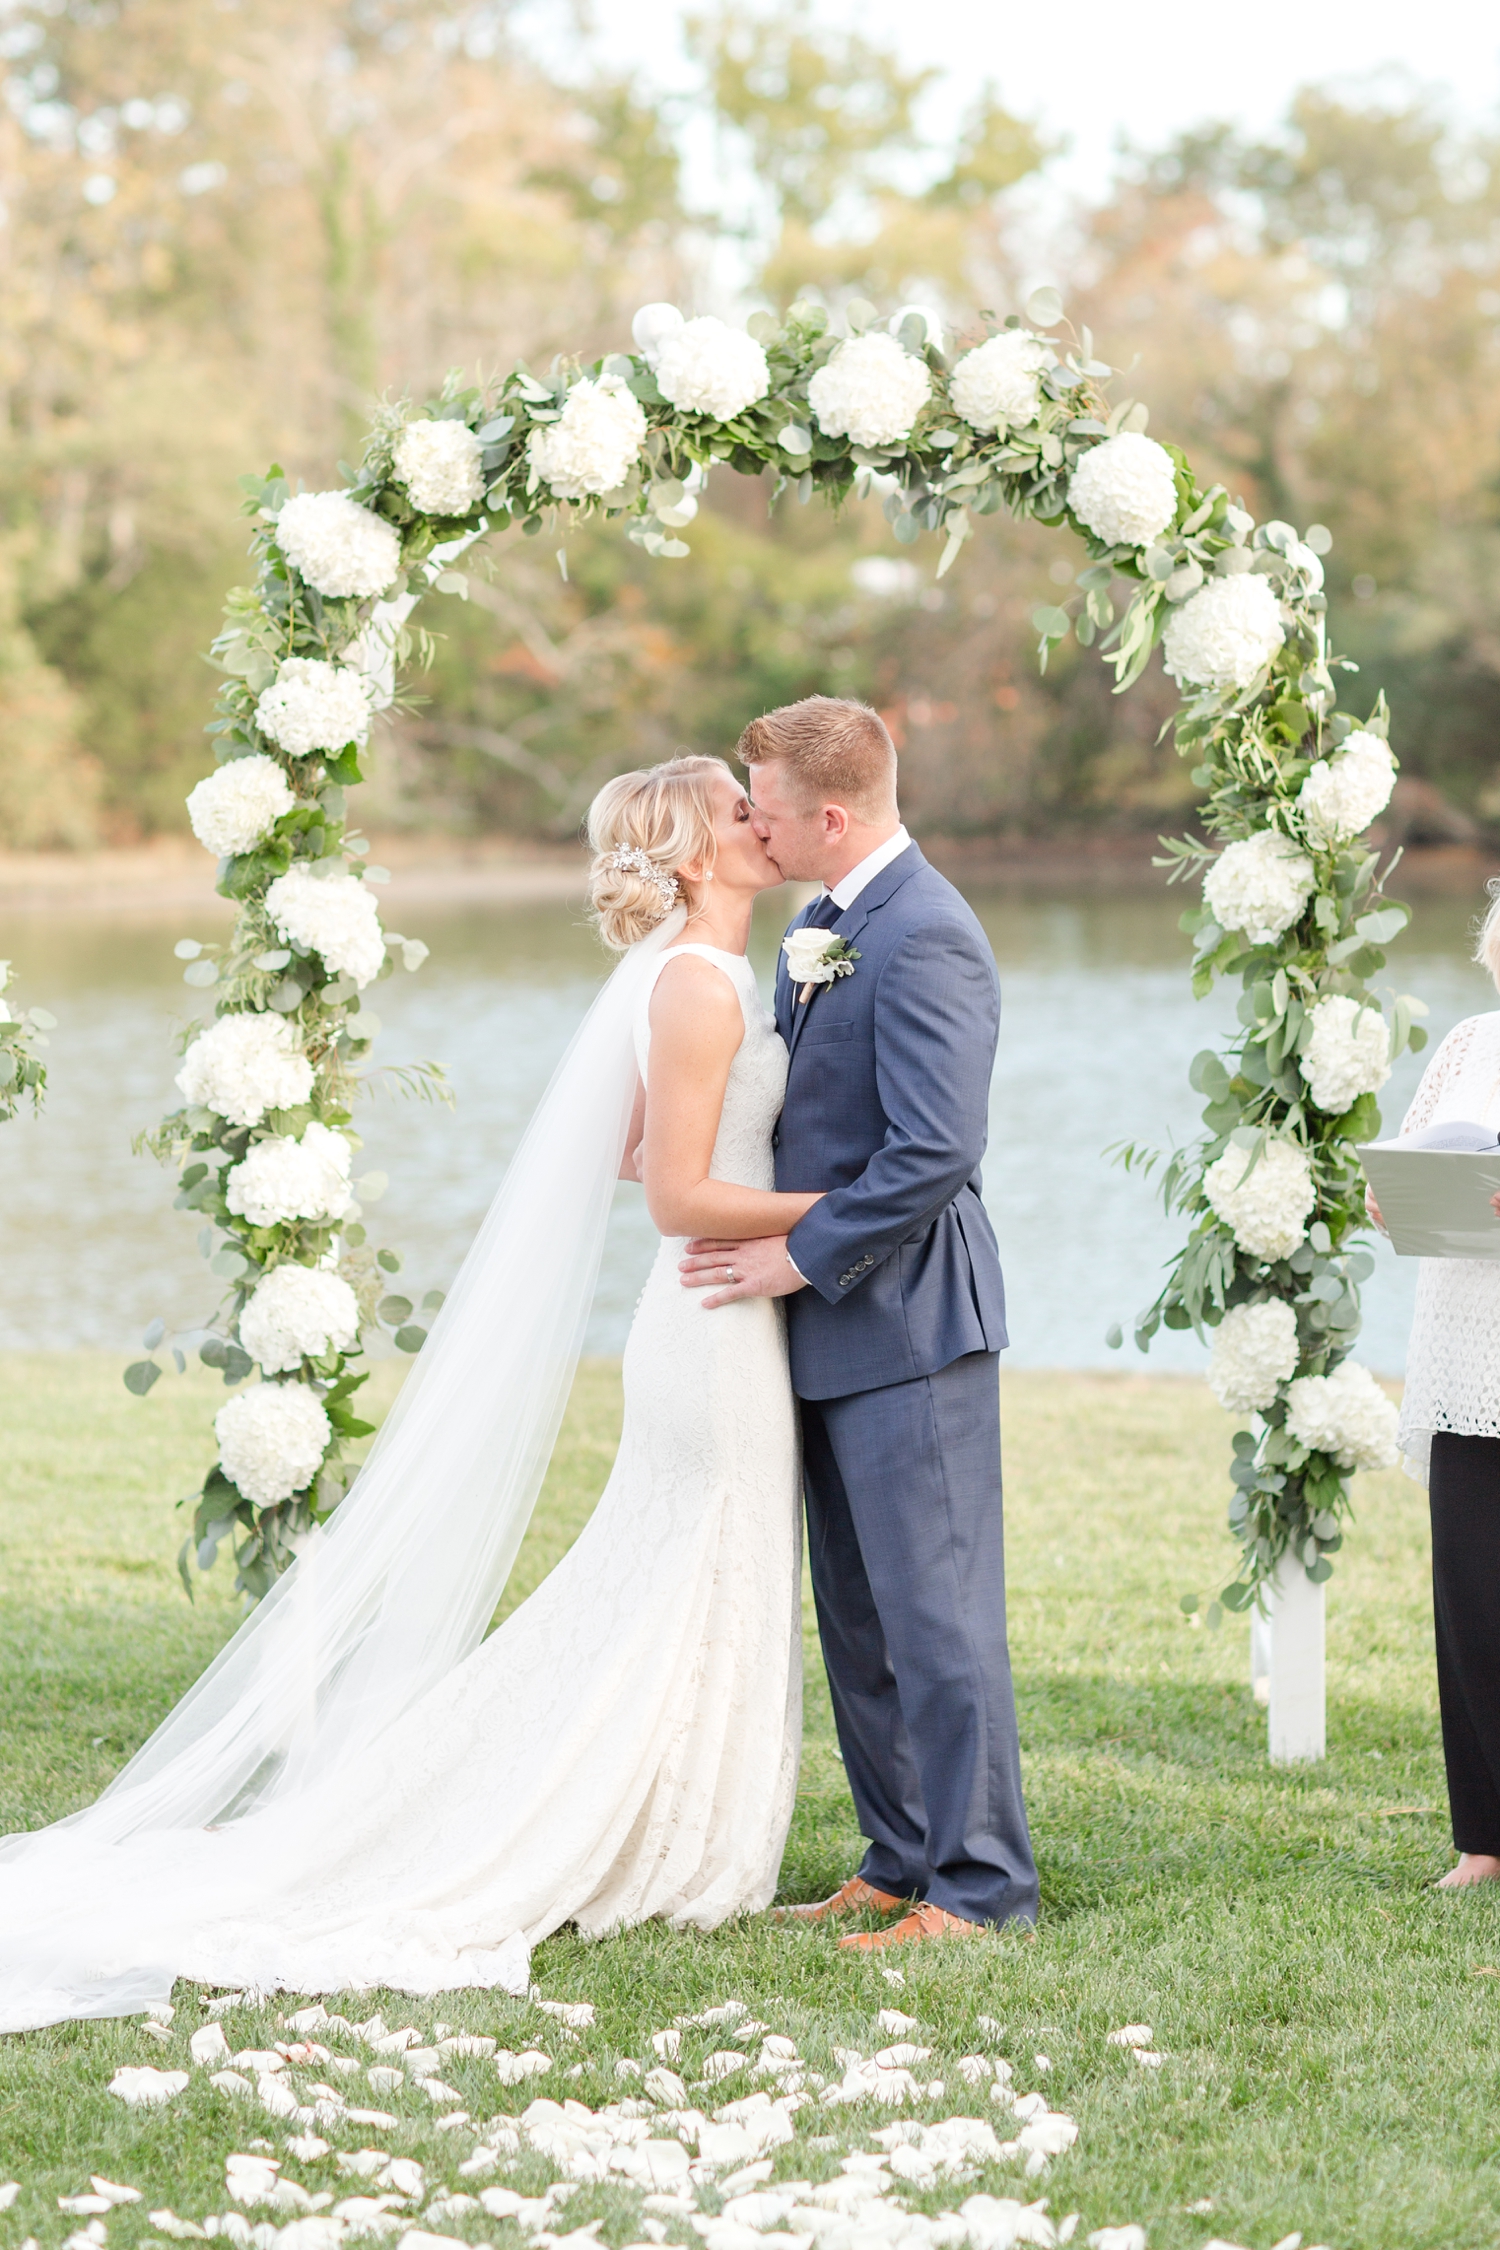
{"left": 775, "top": 843, "right": 1007, "bottom": 1401}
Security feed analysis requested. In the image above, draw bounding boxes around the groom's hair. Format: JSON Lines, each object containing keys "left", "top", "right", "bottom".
{"left": 737, "top": 696, "right": 897, "bottom": 820}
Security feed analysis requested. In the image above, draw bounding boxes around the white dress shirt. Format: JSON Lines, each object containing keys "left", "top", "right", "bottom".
{"left": 824, "top": 824, "right": 911, "bottom": 910}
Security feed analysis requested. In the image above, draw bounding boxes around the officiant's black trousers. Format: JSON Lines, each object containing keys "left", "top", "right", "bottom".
{"left": 800, "top": 1350, "right": 1038, "bottom": 1929}
{"left": 1429, "top": 1432, "right": 1500, "bottom": 1853}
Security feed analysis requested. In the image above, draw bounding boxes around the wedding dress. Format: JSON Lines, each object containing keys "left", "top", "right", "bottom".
{"left": 1395, "top": 1008, "right": 1500, "bottom": 1481}
{"left": 0, "top": 930, "right": 800, "bottom": 2030}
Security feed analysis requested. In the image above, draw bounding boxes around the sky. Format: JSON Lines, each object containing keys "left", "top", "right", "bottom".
{"left": 520, "top": 0, "right": 1500, "bottom": 210}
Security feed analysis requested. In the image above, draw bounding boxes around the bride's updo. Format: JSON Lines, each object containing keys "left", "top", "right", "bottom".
{"left": 586, "top": 754, "right": 733, "bottom": 950}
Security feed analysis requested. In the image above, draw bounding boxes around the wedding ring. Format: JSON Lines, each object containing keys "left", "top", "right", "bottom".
{"left": 725, "top": 1266, "right": 737, "bottom": 1283}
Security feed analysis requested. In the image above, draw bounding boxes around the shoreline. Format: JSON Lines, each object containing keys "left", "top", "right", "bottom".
{"left": 1, "top": 833, "right": 1493, "bottom": 916}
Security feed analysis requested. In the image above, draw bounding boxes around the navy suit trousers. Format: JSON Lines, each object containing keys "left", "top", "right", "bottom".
{"left": 800, "top": 1351, "right": 1038, "bottom": 1929}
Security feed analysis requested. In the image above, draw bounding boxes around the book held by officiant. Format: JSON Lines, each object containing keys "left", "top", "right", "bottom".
{"left": 1358, "top": 1122, "right": 1500, "bottom": 1260}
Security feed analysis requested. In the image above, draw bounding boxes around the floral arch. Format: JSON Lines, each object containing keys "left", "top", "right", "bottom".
{"left": 127, "top": 288, "right": 1417, "bottom": 1631}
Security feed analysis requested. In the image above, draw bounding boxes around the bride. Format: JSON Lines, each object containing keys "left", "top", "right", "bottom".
{"left": 0, "top": 755, "right": 817, "bottom": 2031}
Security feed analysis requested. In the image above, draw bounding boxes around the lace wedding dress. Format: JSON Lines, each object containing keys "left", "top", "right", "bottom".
{"left": 1395, "top": 1008, "right": 1500, "bottom": 1481}
{"left": 0, "top": 941, "right": 800, "bottom": 2029}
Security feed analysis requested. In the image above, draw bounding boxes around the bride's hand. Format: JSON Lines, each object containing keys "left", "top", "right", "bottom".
{"left": 1365, "top": 1186, "right": 1388, "bottom": 1237}
{"left": 680, "top": 1235, "right": 807, "bottom": 1308}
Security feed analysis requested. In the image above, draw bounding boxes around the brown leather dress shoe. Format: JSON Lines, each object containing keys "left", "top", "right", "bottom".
{"left": 772, "top": 1874, "right": 908, "bottom": 1923}
{"left": 838, "top": 1901, "right": 982, "bottom": 1951}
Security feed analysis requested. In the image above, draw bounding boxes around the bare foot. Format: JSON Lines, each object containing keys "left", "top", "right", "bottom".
{"left": 1436, "top": 1853, "right": 1500, "bottom": 1888}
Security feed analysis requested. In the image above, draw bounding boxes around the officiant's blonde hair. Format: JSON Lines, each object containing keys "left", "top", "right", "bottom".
{"left": 1478, "top": 878, "right": 1500, "bottom": 991}
{"left": 587, "top": 755, "right": 732, "bottom": 950}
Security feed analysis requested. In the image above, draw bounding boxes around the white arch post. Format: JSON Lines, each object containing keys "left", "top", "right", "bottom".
{"left": 1251, "top": 1569, "right": 1326, "bottom": 1763}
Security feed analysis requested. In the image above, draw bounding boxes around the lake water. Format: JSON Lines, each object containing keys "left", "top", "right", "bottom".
{"left": 3, "top": 875, "right": 1494, "bottom": 1376}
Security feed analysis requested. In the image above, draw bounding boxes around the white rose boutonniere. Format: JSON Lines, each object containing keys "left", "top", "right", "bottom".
{"left": 783, "top": 928, "right": 862, "bottom": 1004}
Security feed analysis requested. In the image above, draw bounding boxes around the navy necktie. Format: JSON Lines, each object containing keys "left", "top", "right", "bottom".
{"left": 803, "top": 892, "right": 843, "bottom": 930}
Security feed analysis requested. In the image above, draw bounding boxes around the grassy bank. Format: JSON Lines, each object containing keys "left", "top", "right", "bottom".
{"left": 0, "top": 1354, "right": 1490, "bottom": 2249}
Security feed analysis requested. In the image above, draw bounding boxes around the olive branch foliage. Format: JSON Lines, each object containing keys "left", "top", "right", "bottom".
{"left": 127, "top": 281, "right": 1416, "bottom": 1614}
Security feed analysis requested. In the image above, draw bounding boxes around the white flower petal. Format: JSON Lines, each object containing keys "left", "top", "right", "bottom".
{"left": 107, "top": 2068, "right": 190, "bottom": 2107}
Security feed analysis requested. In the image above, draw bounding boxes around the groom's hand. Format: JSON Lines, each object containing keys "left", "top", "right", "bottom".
{"left": 680, "top": 1236, "right": 808, "bottom": 1308}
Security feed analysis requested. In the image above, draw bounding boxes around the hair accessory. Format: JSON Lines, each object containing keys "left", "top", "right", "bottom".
{"left": 606, "top": 844, "right": 680, "bottom": 909}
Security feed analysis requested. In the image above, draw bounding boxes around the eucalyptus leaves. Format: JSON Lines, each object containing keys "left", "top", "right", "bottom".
{"left": 0, "top": 962, "right": 53, "bottom": 1122}
{"left": 134, "top": 278, "right": 1413, "bottom": 1611}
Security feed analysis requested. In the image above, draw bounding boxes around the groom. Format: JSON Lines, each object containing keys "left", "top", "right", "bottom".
{"left": 679, "top": 695, "right": 1037, "bottom": 1948}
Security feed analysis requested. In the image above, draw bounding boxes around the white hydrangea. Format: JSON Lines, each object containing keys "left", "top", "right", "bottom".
{"left": 392, "top": 417, "right": 484, "bottom": 516}
{"left": 186, "top": 754, "right": 295, "bottom": 858}
{"left": 215, "top": 1382, "right": 332, "bottom": 1505}
{"left": 949, "top": 329, "right": 1053, "bottom": 435}
{"left": 808, "top": 332, "right": 931, "bottom": 450}
{"left": 654, "top": 317, "right": 770, "bottom": 422}
{"left": 255, "top": 658, "right": 371, "bottom": 759}
{"left": 275, "top": 490, "right": 401, "bottom": 599}
{"left": 1207, "top": 1299, "right": 1300, "bottom": 1413}
{"left": 176, "top": 1013, "right": 314, "bottom": 1129}
{"left": 1162, "top": 572, "right": 1286, "bottom": 690}
{"left": 1300, "top": 994, "right": 1392, "bottom": 1114}
{"left": 264, "top": 865, "right": 385, "bottom": 989}
{"left": 1203, "top": 829, "right": 1316, "bottom": 946}
{"left": 1203, "top": 1138, "right": 1317, "bottom": 1262}
{"left": 1298, "top": 730, "right": 1397, "bottom": 846}
{"left": 225, "top": 1120, "right": 355, "bottom": 1228}
{"left": 239, "top": 1262, "right": 361, "bottom": 1374}
{"left": 1285, "top": 1360, "right": 1399, "bottom": 1472}
{"left": 1067, "top": 432, "right": 1179, "bottom": 549}
{"left": 528, "top": 374, "right": 647, "bottom": 500}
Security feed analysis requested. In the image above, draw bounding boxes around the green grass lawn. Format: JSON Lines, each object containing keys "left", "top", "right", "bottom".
{"left": 0, "top": 1352, "right": 1493, "bottom": 2250}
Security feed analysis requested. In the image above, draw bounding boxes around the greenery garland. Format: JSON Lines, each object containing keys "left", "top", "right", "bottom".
{"left": 129, "top": 286, "right": 1418, "bottom": 1613}
{"left": 0, "top": 962, "right": 53, "bottom": 1121}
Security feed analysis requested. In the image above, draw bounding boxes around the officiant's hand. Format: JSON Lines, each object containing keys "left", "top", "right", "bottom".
{"left": 680, "top": 1236, "right": 809, "bottom": 1308}
{"left": 1365, "top": 1187, "right": 1388, "bottom": 1238}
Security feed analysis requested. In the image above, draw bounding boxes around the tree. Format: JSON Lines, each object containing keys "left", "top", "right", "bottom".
{"left": 3, "top": 0, "right": 686, "bottom": 836}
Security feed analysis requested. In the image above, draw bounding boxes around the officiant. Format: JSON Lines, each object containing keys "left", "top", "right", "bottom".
{"left": 1368, "top": 885, "right": 1500, "bottom": 1889}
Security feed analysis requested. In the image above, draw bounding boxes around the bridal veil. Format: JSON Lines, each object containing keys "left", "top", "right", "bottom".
{"left": 0, "top": 908, "right": 687, "bottom": 2027}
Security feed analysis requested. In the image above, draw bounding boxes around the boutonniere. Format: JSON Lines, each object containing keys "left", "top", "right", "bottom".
{"left": 782, "top": 928, "right": 862, "bottom": 1005}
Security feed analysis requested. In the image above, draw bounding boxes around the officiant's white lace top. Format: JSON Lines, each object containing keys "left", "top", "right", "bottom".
{"left": 1396, "top": 1008, "right": 1500, "bottom": 1481}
